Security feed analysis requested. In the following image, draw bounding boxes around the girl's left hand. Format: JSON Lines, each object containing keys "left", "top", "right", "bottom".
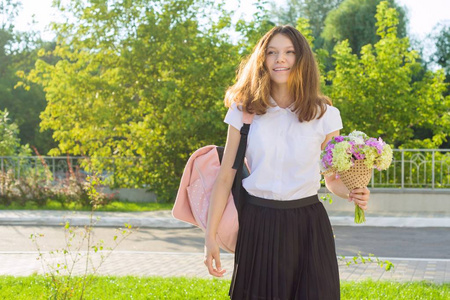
{"left": 349, "top": 187, "right": 370, "bottom": 210}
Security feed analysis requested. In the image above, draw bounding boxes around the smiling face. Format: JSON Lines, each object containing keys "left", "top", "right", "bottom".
{"left": 265, "top": 33, "right": 297, "bottom": 86}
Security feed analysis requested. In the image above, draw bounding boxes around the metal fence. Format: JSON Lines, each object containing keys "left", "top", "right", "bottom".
{"left": 1, "top": 149, "right": 450, "bottom": 189}
{"left": 371, "top": 149, "right": 450, "bottom": 189}
{"left": 0, "top": 156, "right": 141, "bottom": 188}
{"left": 0, "top": 156, "right": 84, "bottom": 179}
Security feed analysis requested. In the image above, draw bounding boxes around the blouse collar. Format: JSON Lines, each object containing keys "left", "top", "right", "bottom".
{"left": 268, "top": 96, "right": 295, "bottom": 112}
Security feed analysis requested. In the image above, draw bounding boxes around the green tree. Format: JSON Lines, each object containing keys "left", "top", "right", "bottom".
{"left": 322, "top": 0, "right": 407, "bottom": 55}
{"left": 0, "top": 0, "right": 20, "bottom": 54}
{"left": 25, "top": 0, "right": 241, "bottom": 201}
{"left": 0, "top": 0, "right": 19, "bottom": 81}
{"left": 328, "top": 1, "right": 450, "bottom": 148}
{"left": 0, "top": 109, "right": 31, "bottom": 156}
{"left": 6, "top": 39, "right": 58, "bottom": 155}
{"left": 433, "top": 24, "right": 450, "bottom": 76}
{"left": 431, "top": 23, "right": 450, "bottom": 148}
{"left": 236, "top": 1, "right": 275, "bottom": 55}
{"left": 270, "top": 0, "right": 303, "bottom": 26}
{"left": 303, "top": 0, "right": 343, "bottom": 48}
{"left": 0, "top": 0, "right": 57, "bottom": 154}
{"left": 270, "top": 0, "right": 342, "bottom": 49}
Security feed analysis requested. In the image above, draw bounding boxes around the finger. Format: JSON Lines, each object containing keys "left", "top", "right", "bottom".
{"left": 353, "top": 198, "right": 368, "bottom": 210}
{"left": 205, "top": 258, "right": 221, "bottom": 277}
{"left": 350, "top": 196, "right": 366, "bottom": 207}
{"left": 205, "top": 255, "right": 225, "bottom": 277}
{"left": 215, "top": 257, "right": 222, "bottom": 272}
{"left": 213, "top": 255, "right": 226, "bottom": 276}
{"left": 346, "top": 193, "right": 352, "bottom": 202}
{"left": 350, "top": 193, "right": 369, "bottom": 201}
{"left": 204, "top": 255, "right": 216, "bottom": 275}
{"left": 204, "top": 257, "right": 212, "bottom": 272}
{"left": 351, "top": 188, "right": 368, "bottom": 194}
{"left": 350, "top": 190, "right": 370, "bottom": 200}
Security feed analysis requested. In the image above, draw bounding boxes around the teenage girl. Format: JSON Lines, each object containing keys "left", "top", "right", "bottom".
{"left": 204, "top": 25, "right": 370, "bottom": 300}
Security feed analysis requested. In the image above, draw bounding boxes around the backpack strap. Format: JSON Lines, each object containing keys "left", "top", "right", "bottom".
{"left": 232, "top": 111, "right": 253, "bottom": 170}
{"left": 231, "top": 110, "right": 254, "bottom": 213}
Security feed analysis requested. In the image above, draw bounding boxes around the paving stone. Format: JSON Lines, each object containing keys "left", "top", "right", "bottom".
{"left": 2, "top": 252, "right": 446, "bottom": 282}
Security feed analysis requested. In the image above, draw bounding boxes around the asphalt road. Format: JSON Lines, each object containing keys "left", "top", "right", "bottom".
{"left": 0, "top": 225, "right": 449, "bottom": 259}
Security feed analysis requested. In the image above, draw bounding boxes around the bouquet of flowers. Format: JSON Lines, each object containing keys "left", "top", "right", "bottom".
{"left": 320, "top": 131, "right": 393, "bottom": 223}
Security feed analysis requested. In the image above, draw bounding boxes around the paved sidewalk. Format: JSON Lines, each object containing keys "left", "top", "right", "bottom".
{"left": 0, "top": 210, "right": 191, "bottom": 228}
{"left": 1, "top": 251, "right": 449, "bottom": 283}
{"left": 1, "top": 209, "right": 449, "bottom": 228}
{"left": 0, "top": 209, "right": 449, "bottom": 283}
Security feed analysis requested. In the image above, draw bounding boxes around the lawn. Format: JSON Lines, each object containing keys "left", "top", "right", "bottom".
{"left": 0, "top": 200, "right": 173, "bottom": 212}
{"left": 0, "top": 276, "right": 448, "bottom": 299}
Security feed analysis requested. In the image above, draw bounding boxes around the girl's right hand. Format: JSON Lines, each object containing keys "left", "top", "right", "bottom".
{"left": 204, "top": 236, "right": 226, "bottom": 277}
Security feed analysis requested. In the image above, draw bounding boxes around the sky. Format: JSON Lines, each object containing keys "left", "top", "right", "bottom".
{"left": 12, "top": 0, "right": 450, "bottom": 43}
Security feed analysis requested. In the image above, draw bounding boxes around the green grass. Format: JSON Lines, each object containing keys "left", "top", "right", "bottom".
{"left": 0, "top": 276, "right": 448, "bottom": 299}
{"left": 0, "top": 200, "right": 173, "bottom": 212}
{"left": 340, "top": 279, "right": 450, "bottom": 299}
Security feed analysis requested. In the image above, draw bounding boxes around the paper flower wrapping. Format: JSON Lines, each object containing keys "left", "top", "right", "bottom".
{"left": 320, "top": 131, "right": 393, "bottom": 223}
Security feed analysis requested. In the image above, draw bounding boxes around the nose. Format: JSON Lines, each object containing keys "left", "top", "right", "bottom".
{"left": 276, "top": 53, "right": 286, "bottom": 63}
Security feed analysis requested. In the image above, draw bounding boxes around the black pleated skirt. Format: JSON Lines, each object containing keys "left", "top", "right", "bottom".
{"left": 229, "top": 191, "right": 340, "bottom": 300}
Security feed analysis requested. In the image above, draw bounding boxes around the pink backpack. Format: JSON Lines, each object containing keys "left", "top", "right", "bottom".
{"left": 172, "top": 111, "right": 253, "bottom": 253}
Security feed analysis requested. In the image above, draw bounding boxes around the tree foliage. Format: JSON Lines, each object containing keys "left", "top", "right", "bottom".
{"left": 328, "top": 1, "right": 450, "bottom": 148}
{"left": 270, "top": 0, "right": 342, "bottom": 49}
{"left": 235, "top": 2, "right": 275, "bottom": 55}
{"left": 0, "top": 0, "right": 57, "bottom": 154}
{"left": 322, "top": 0, "right": 407, "bottom": 55}
{"left": 270, "top": 0, "right": 303, "bottom": 27}
{"left": 303, "top": 0, "right": 343, "bottom": 48}
{"left": 431, "top": 23, "right": 450, "bottom": 147}
{"left": 6, "top": 39, "right": 57, "bottom": 154}
{"left": 20, "top": 0, "right": 450, "bottom": 201}
{"left": 432, "top": 23, "right": 450, "bottom": 77}
{"left": 25, "top": 0, "right": 241, "bottom": 201}
{"left": 0, "top": 109, "right": 31, "bottom": 156}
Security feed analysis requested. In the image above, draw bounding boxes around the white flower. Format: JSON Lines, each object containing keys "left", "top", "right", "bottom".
{"left": 348, "top": 130, "right": 368, "bottom": 145}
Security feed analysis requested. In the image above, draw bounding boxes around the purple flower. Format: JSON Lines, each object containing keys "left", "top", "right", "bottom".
{"left": 365, "top": 138, "right": 383, "bottom": 154}
{"left": 349, "top": 144, "right": 366, "bottom": 160}
{"left": 321, "top": 152, "right": 333, "bottom": 168}
{"left": 356, "top": 153, "right": 366, "bottom": 160}
{"left": 334, "top": 136, "right": 344, "bottom": 142}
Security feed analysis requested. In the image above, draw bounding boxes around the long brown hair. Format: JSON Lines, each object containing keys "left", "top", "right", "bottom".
{"left": 224, "top": 25, "right": 331, "bottom": 122}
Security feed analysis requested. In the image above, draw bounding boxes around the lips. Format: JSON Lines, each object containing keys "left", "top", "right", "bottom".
{"left": 273, "top": 67, "right": 290, "bottom": 71}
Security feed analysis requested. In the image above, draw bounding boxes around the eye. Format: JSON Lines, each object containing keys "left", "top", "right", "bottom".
{"left": 287, "top": 50, "right": 295, "bottom": 54}
{"left": 267, "top": 51, "right": 276, "bottom": 55}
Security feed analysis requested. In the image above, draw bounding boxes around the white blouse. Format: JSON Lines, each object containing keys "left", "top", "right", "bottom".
{"left": 224, "top": 98, "right": 343, "bottom": 200}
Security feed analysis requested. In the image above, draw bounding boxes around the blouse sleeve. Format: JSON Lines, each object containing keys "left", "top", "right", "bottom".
{"left": 224, "top": 102, "right": 244, "bottom": 130}
{"left": 323, "top": 105, "right": 343, "bottom": 135}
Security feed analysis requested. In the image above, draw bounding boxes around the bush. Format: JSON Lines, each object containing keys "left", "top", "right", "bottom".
{"left": 0, "top": 156, "right": 117, "bottom": 208}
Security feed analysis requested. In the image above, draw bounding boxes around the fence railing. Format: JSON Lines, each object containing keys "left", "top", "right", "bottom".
{"left": 0, "top": 156, "right": 141, "bottom": 188}
{"left": 371, "top": 149, "right": 450, "bottom": 189}
{"left": 1, "top": 149, "right": 450, "bottom": 189}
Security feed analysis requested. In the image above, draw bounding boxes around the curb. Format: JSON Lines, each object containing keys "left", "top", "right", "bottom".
{"left": 329, "top": 216, "right": 450, "bottom": 228}
{"left": 0, "top": 216, "right": 449, "bottom": 228}
{"left": 1, "top": 210, "right": 449, "bottom": 228}
{"left": 0, "top": 216, "right": 192, "bottom": 228}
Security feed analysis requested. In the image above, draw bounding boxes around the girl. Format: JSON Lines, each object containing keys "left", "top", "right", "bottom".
{"left": 204, "top": 25, "right": 370, "bottom": 300}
